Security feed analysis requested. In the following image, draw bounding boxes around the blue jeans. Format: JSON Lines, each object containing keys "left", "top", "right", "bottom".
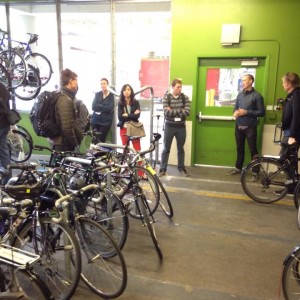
{"left": 160, "top": 125, "right": 186, "bottom": 171}
{"left": 0, "top": 126, "right": 11, "bottom": 184}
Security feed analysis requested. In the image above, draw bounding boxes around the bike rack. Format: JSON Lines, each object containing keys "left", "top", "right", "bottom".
{"left": 0, "top": 244, "right": 40, "bottom": 267}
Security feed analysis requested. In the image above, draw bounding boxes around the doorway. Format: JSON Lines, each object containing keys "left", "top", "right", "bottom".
{"left": 194, "top": 57, "right": 266, "bottom": 167}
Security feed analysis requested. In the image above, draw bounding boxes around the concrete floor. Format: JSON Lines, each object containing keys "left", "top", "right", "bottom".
{"left": 71, "top": 164, "right": 299, "bottom": 300}
{"left": 5, "top": 160, "right": 300, "bottom": 300}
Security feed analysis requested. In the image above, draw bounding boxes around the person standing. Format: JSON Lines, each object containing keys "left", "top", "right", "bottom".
{"left": 117, "top": 84, "right": 141, "bottom": 151}
{"left": 280, "top": 72, "right": 300, "bottom": 146}
{"left": 0, "top": 82, "right": 11, "bottom": 184}
{"left": 158, "top": 78, "right": 190, "bottom": 177}
{"left": 277, "top": 72, "right": 300, "bottom": 194}
{"left": 91, "top": 78, "right": 114, "bottom": 143}
{"left": 227, "top": 74, "right": 265, "bottom": 177}
{"left": 49, "top": 68, "right": 83, "bottom": 151}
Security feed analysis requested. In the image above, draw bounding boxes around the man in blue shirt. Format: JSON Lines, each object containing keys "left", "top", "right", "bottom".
{"left": 228, "top": 74, "right": 265, "bottom": 177}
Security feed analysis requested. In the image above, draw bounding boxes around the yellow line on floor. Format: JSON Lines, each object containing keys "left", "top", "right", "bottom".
{"left": 165, "top": 186, "right": 294, "bottom": 206}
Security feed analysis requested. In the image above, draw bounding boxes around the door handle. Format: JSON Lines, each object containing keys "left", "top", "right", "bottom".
{"left": 197, "top": 112, "right": 235, "bottom": 122}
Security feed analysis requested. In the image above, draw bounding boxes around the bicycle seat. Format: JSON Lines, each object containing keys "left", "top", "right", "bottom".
{"left": 28, "top": 34, "right": 38, "bottom": 44}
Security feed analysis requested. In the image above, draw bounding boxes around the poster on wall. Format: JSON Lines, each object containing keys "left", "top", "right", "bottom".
{"left": 205, "top": 68, "right": 256, "bottom": 107}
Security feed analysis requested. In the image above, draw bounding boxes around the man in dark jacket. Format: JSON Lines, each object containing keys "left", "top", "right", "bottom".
{"left": 228, "top": 74, "right": 265, "bottom": 177}
{"left": 49, "top": 69, "right": 83, "bottom": 151}
{"left": 0, "top": 82, "right": 11, "bottom": 184}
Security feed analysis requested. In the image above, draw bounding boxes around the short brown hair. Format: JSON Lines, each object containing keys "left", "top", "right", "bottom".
{"left": 60, "top": 68, "right": 77, "bottom": 87}
{"left": 282, "top": 72, "right": 300, "bottom": 87}
{"left": 171, "top": 78, "right": 182, "bottom": 87}
{"left": 244, "top": 74, "right": 254, "bottom": 83}
{"left": 100, "top": 78, "right": 109, "bottom": 84}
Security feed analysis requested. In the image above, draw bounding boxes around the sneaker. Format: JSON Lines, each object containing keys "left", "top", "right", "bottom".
{"left": 274, "top": 189, "right": 294, "bottom": 196}
{"left": 179, "top": 169, "right": 189, "bottom": 177}
{"left": 227, "top": 168, "right": 242, "bottom": 175}
{"left": 158, "top": 170, "right": 166, "bottom": 177}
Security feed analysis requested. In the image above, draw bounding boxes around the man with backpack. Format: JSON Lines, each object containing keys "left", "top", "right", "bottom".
{"left": 49, "top": 68, "right": 83, "bottom": 151}
{"left": 0, "top": 82, "right": 11, "bottom": 184}
{"left": 158, "top": 78, "right": 191, "bottom": 177}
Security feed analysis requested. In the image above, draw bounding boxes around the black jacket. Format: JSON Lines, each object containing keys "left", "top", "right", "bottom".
{"left": 0, "top": 82, "right": 10, "bottom": 129}
{"left": 281, "top": 87, "right": 300, "bottom": 132}
{"left": 117, "top": 99, "right": 140, "bottom": 129}
{"left": 287, "top": 88, "right": 300, "bottom": 142}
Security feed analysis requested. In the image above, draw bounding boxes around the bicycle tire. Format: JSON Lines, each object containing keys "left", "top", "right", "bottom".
{"left": 0, "top": 49, "right": 27, "bottom": 88}
{"left": 15, "top": 268, "right": 54, "bottom": 300}
{"left": 138, "top": 195, "right": 163, "bottom": 260}
{"left": 121, "top": 165, "right": 160, "bottom": 219}
{"left": 25, "top": 52, "right": 53, "bottom": 86}
{"left": 85, "top": 188, "right": 129, "bottom": 251}
{"left": 282, "top": 247, "right": 300, "bottom": 300}
{"left": 154, "top": 174, "right": 174, "bottom": 218}
{"left": 16, "top": 125, "right": 33, "bottom": 144}
{"left": 7, "top": 129, "right": 32, "bottom": 163}
{"left": 13, "top": 64, "right": 41, "bottom": 100}
{"left": 0, "top": 63, "right": 12, "bottom": 89}
{"left": 12, "top": 217, "right": 82, "bottom": 300}
{"left": 241, "top": 157, "right": 289, "bottom": 203}
{"left": 294, "top": 181, "right": 300, "bottom": 210}
{"left": 78, "top": 217, "right": 127, "bottom": 298}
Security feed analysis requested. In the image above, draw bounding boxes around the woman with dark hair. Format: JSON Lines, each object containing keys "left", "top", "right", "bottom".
{"left": 91, "top": 78, "right": 114, "bottom": 143}
{"left": 117, "top": 84, "right": 141, "bottom": 151}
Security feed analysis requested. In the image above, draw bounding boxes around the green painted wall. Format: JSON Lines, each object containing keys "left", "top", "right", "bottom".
{"left": 170, "top": 0, "right": 300, "bottom": 164}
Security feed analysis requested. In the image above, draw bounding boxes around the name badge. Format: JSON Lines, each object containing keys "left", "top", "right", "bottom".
{"left": 174, "top": 118, "right": 181, "bottom": 122}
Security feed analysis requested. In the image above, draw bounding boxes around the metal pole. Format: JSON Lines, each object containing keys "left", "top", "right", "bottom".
{"left": 56, "top": 0, "right": 63, "bottom": 71}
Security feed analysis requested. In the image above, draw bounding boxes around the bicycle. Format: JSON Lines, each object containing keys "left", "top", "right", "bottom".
{"left": 2, "top": 163, "right": 82, "bottom": 300}
{"left": 7, "top": 125, "right": 33, "bottom": 163}
{"left": 0, "top": 47, "right": 27, "bottom": 89}
{"left": 241, "top": 143, "right": 299, "bottom": 205}
{"left": 0, "top": 28, "right": 53, "bottom": 87}
{"left": 13, "top": 151, "right": 128, "bottom": 298}
{"left": 93, "top": 134, "right": 174, "bottom": 218}
{"left": 48, "top": 182, "right": 128, "bottom": 298}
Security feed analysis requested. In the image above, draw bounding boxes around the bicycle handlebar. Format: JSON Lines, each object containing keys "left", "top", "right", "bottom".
{"left": 34, "top": 145, "right": 84, "bottom": 156}
{"left": 52, "top": 184, "right": 98, "bottom": 223}
{"left": 7, "top": 162, "right": 37, "bottom": 171}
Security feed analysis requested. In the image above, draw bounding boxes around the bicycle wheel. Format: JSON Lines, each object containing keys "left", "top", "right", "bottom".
{"left": 7, "top": 129, "right": 32, "bottom": 163}
{"left": 13, "top": 217, "right": 82, "bottom": 300}
{"left": 138, "top": 195, "right": 163, "bottom": 260}
{"left": 78, "top": 217, "right": 127, "bottom": 298}
{"left": 13, "top": 64, "right": 41, "bottom": 100}
{"left": 25, "top": 52, "right": 53, "bottom": 86}
{"left": 154, "top": 174, "right": 174, "bottom": 218}
{"left": 14, "top": 268, "right": 53, "bottom": 300}
{"left": 122, "top": 165, "right": 160, "bottom": 219}
{"left": 85, "top": 188, "right": 129, "bottom": 251}
{"left": 0, "top": 63, "right": 12, "bottom": 89}
{"left": 0, "top": 49, "right": 26, "bottom": 88}
{"left": 241, "top": 157, "right": 289, "bottom": 203}
{"left": 294, "top": 182, "right": 300, "bottom": 210}
{"left": 16, "top": 125, "right": 33, "bottom": 144}
{"left": 282, "top": 247, "right": 300, "bottom": 300}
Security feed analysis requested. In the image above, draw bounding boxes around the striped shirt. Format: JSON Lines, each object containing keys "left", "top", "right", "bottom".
{"left": 163, "top": 93, "right": 190, "bottom": 127}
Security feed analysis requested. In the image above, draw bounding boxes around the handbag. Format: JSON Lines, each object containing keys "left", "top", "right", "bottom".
{"left": 7, "top": 109, "right": 21, "bottom": 125}
{"left": 126, "top": 121, "right": 146, "bottom": 137}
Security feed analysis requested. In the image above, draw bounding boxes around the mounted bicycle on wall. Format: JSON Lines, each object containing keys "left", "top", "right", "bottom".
{"left": 0, "top": 28, "right": 53, "bottom": 100}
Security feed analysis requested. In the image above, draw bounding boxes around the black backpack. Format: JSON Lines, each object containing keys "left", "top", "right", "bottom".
{"left": 30, "top": 91, "right": 61, "bottom": 138}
